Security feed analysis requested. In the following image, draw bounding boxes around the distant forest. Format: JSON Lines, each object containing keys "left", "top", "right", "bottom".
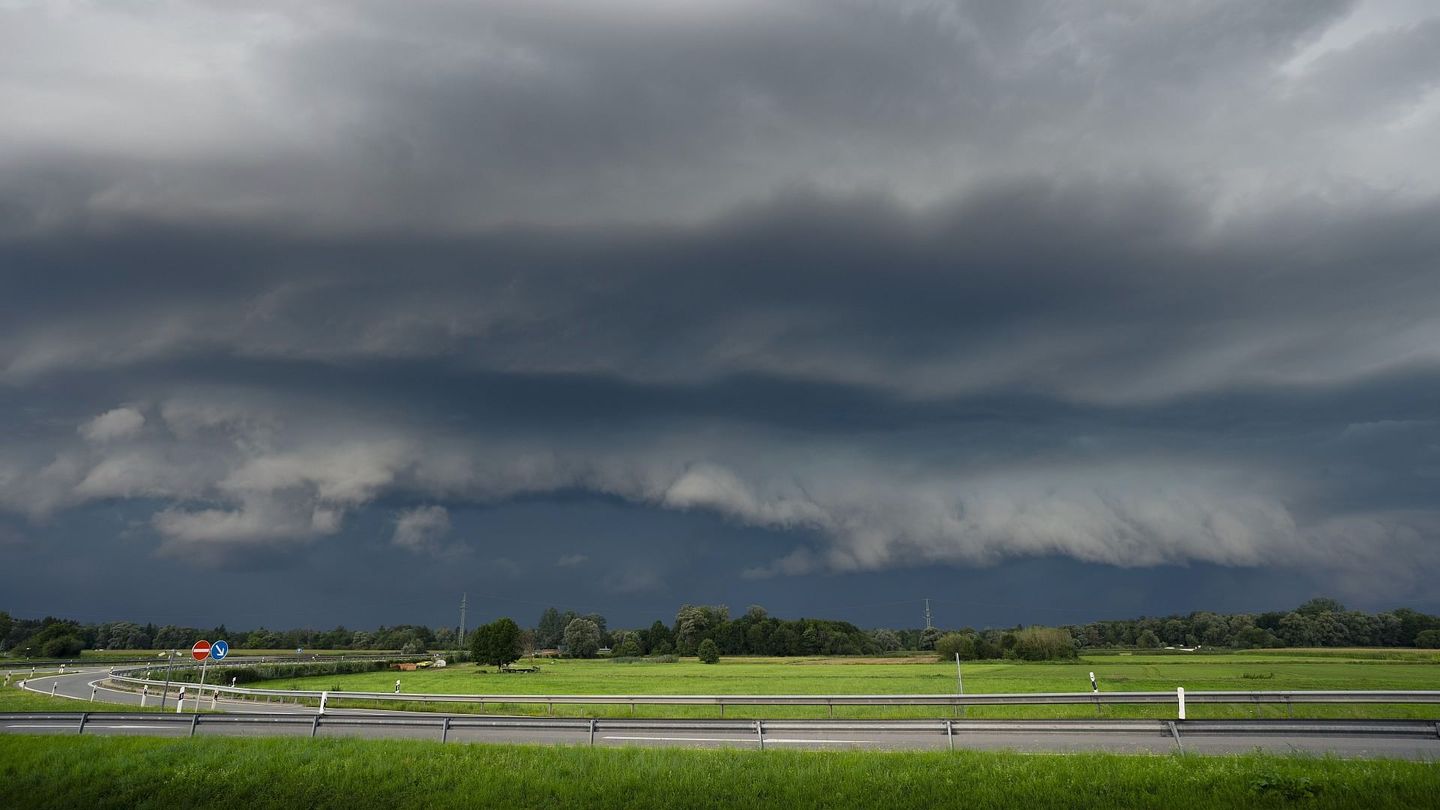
{"left": 3, "top": 598, "right": 1438, "bottom": 660}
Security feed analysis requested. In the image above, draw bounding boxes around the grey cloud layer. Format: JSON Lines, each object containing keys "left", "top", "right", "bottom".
{"left": 2, "top": 1, "right": 1439, "bottom": 597}
{"left": 2, "top": 1, "right": 1438, "bottom": 231}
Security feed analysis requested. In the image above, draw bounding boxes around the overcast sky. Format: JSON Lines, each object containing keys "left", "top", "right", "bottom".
{"left": 3, "top": 0, "right": 1440, "bottom": 631}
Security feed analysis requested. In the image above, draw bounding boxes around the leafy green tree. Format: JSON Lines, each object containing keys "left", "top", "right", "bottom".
{"left": 1416, "top": 629, "right": 1440, "bottom": 649}
{"left": 697, "top": 638, "right": 720, "bottom": 664}
{"left": 918, "top": 627, "right": 940, "bottom": 650}
{"left": 41, "top": 635, "right": 84, "bottom": 658}
{"left": 1010, "top": 627, "right": 1077, "bottom": 661}
{"left": 471, "top": 618, "right": 522, "bottom": 667}
{"left": 563, "top": 618, "right": 602, "bottom": 658}
{"left": 1135, "top": 629, "right": 1161, "bottom": 649}
{"left": 934, "top": 633, "right": 978, "bottom": 661}
{"left": 674, "top": 604, "right": 727, "bottom": 655}
{"left": 869, "top": 628, "right": 902, "bottom": 652}
{"left": 0, "top": 612, "right": 11, "bottom": 646}
{"left": 1296, "top": 597, "right": 1346, "bottom": 616}
{"left": 615, "top": 636, "right": 643, "bottom": 657}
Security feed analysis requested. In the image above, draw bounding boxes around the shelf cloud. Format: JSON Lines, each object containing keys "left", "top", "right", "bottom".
{"left": 2, "top": 0, "right": 1439, "bottom": 622}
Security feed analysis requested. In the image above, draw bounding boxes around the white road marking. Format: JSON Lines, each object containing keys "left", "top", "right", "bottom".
{"left": 604, "top": 735, "right": 757, "bottom": 743}
{"left": 764, "top": 738, "right": 876, "bottom": 745}
{"left": 6, "top": 723, "right": 173, "bottom": 730}
{"left": 601, "top": 735, "right": 874, "bottom": 745}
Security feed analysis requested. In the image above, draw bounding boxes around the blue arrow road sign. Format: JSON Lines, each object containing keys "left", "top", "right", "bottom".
{"left": 211, "top": 640, "right": 229, "bottom": 661}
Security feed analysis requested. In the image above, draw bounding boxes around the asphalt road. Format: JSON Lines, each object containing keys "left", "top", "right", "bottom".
{"left": 7, "top": 669, "right": 1439, "bottom": 759}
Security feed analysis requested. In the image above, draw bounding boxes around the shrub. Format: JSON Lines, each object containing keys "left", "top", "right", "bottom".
{"left": 41, "top": 635, "right": 84, "bottom": 658}
{"left": 1010, "top": 627, "right": 1078, "bottom": 661}
{"left": 697, "top": 639, "right": 720, "bottom": 664}
{"left": 934, "top": 633, "right": 978, "bottom": 661}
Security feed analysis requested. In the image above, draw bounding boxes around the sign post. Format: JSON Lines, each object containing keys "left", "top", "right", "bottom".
{"left": 158, "top": 650, "right": 176, "bottom": 710}
{"left": 193, "top": 640, "right": 211, "bottom": 689}
{"left": 207, "top": 640, "right": 229, "bottom": 704}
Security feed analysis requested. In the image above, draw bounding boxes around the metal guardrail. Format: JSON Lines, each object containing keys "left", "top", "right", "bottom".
{"left": 3, "top": 712, "right": 1437, "bottom": 749}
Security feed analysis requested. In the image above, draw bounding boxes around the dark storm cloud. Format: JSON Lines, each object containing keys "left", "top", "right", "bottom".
{"left": 4, "top": 0, "right": 1433, "bottom": 231}
{"left": 2, "top": 1, "right": 1440, "bottom": 616}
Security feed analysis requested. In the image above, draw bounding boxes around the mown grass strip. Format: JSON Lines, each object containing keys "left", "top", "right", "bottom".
{"left": 1, "top": 736, "right": 1436, "bottom": 809}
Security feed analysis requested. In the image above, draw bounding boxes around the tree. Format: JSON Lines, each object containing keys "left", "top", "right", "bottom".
{"left": 563, "top": 618, "right": 602, "bottom": 658}
{"left": 0, "top": 612, "right": 11, "bottom": 647}
{"left": 615, "top": 636, "right": 643, "bottom": 657}
{"left": 1135, "top": 629, "right": 1161, "bottom": 649}
{"left": 918, "top": 627, "right": 940, "bottom": 650}
{"left": 934, "top": 633, "right": 977, "bottom": 661}
{"left": 41, "top": 635, "right": 84, "bottom": 658}
{"left": 536, "top": 608, "right": 565, "bottom": 649}
{"left": 674, "top": 604, "right": 727, "bottom": 655}
{"left": 471, "top": 618, "right": 523, "bottom": 667}
{"left": 642, "top": 620, "right": 673, "bottom": 654}
{"left": 869, "top": 629, "right": 902, "bottom": 652}
{"left": 1296, "top": 597, "right": 1346, "bottom": 616}
{"left": 1416, "top": 629, "right": 1440, "bottom": 649}
{"left": 1010, "top": 627, "right": 1077, "bottom": 661}
{"left": 697, "top": 638, "right": 720, "bottom": 664}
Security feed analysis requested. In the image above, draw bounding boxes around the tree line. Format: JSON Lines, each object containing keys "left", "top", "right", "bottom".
{"left": 4, "top": 597, "right": 1439, "bottom": 662}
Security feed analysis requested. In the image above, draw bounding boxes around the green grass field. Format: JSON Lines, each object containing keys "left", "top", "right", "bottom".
{"left": 244, "top": 649, "right": 1440, "bottom": 720}
{"left": 1, "top": 736, "right": 1435, "bottom": 809}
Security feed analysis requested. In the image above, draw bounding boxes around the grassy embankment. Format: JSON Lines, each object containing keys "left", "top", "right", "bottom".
{"left": 245, "top": 648, "right": 1440, "bottom": 720}
{"left": 1, "top": 736, "right": 1436, "bottom": 809}
{"left": 0, "top": 684, "right": 137, "bottom": 712}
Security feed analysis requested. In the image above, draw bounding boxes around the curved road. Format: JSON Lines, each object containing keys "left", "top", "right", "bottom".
{"left": 6, "top": 669, "right": 1439, "bottom": 759}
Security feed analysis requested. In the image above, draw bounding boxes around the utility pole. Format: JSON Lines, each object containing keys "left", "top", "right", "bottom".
{"left": 458, "top": 593, "right": 468, "bottom": 651}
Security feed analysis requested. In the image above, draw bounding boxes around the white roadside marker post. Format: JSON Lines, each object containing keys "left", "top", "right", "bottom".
{"left": 955, "top": 653, "right": 966, "bottom": 718}
{"left": 1177, "top": 687, "right": 1186, "bottom": 720}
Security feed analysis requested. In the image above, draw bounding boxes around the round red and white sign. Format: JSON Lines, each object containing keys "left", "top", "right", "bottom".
{"left": 191, "top": 640, "right": 211, "bottom": 661}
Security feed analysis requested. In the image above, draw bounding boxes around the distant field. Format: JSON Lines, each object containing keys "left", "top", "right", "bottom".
{"left": 248, "top": 649, "right": 1440, "bottom": 720}
{"left": 4, "top": 736, "right": 1437, "bottom": 810}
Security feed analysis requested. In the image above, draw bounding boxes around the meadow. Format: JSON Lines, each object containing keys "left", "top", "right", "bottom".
{"left": 2, "top": 735, "right": 1435, "bottom": 809}
{"left": 245, "top": 648, "right": 1440, "bottom": 720}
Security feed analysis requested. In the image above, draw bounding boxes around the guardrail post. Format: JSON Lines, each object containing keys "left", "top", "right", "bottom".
{"left": 756, "top": 720, "right": 764, "bottom": 750}
{"left": 1176, "top": 687, "right": 1186, "bottom": 720}
{"left": 190, "top": 715, "right": 200, "bottom": 738}
{"left": 589, "top": 718, "right": 597, "bottom": 746}
{"left": 945, "top": 718, "right": 953, "bottom": 751}
{"left": 1167, "top": 721, "right": 1183, "bottom": 754}
{"left": 719, "top": 701, "right": 724, "bottom": 718}
{"left": 1285, "top": 697, "right": 1292, "bottom": 719}
{"left": 441, "top": 716, "right": 450, "bottom": 743}
{"left": 827, "top": 700, "right": 834, "bottom": 719}
{"left": 311, "top": 716, "right": 321, "bottom": 738}
{"left": 78, "top": 713, "right": 88, "bottom": 735}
